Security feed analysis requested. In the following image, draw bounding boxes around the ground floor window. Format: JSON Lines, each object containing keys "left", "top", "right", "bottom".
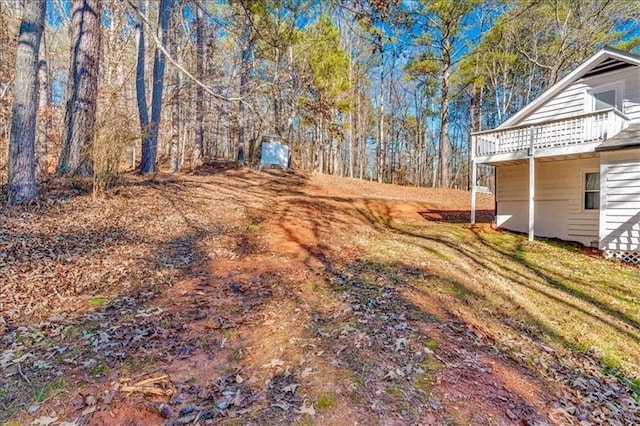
{"left": 584, "top": 172, "right": 600, "bottom": 210}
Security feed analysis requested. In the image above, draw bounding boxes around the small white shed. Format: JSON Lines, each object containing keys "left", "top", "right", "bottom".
{"left": 260, "top": 138, "right": 290, "bottom": 169}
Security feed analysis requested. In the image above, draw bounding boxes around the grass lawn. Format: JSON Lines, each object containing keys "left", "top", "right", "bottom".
{"left": 360, "top": 216, "right": 639, "bottom": 382}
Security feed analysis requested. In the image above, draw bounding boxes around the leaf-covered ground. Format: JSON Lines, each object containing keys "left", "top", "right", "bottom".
{"left": 1, "top": 165, "right": 638, "bottom": 425}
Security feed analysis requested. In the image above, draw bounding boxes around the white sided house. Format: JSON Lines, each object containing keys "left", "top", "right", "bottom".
{"left": 470, "top": 47, "right": 640, "bottom": 263}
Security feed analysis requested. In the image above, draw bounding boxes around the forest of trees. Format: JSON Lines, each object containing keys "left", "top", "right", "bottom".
{"left": 2, "top": 0, "right": 640, "bottom": 204}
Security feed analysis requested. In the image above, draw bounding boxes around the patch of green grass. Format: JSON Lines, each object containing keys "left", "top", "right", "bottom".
{"left": 425, "top": 338, "right": 439, "bottom": 351}
{"left": 223, "top": 329, "right": 239, "bottom": 340}
{"left": 33, "top": 379, "right": 66, "bottom": 403}
{"left": 89, "top": 296, "right": 108, "bottom": 306}
{"left": 471, "top": 229, "right": 640, "bottom": 376}
{"left": 413, "top": 357, "right": 442, "bottom": 394}
{"left": 89, "top": 362, "right": 109, "bottom": 378}
{"left": 632, "top": 377, "right": 640, "bottom": 401}
{"left": 223, "top": 366, "right": 237, "bottom": 376}
{"left": 437, "top": 281, "right": 469, "bottom": 300}
{"left": 247, "top": 224, "right": 260, "bottom": 232}
{"left": 316, "top": 393, "right": 339, "bottom": 410}
{"left": 385, "top": 385, "right": 404, "bottom": 398}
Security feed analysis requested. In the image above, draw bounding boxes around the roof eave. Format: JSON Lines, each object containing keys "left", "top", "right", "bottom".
{"left": 595, "top": 143, "right": 640, "bottom": 152}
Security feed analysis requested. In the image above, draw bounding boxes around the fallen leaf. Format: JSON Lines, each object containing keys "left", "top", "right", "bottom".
{"left": 272, "top": 402, "right": 290, "bottom": 411}
{"left": 262, "top": 358, "right": 285, "bottom": 369}
{"left": 82, "top": 405, "right": 97, "bottom": 416}
{"left": 32, "top": 416, "right": 58, "bottom": 426}
{"left": 283, "top": 383, "right": 299, "bottom": 393}
{"left": 394, "top": 337, "right": 407, "bottom": 351}
{"left": 299, "top": 402, "right": 316, "bottom": 416}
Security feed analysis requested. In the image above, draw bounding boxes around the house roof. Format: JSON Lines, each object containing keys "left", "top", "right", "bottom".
{"left": 499, "top": 46, "right": 640, "bottom": 129}
{"left": 595, "top": 123, "right": 640, "bottom": 152}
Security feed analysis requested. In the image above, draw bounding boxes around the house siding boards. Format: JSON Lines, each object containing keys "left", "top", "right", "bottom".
{"left": 600, "top": 149, "right": 640, "bottom": 259}
{"left": 496, "top": 157, "right": 600, "bottom": 245}
{"left": 520, "top": 84, "right": 585, "bottom": 125}
{"left": 517, "top": 66, "right": 640, "bottom": 126}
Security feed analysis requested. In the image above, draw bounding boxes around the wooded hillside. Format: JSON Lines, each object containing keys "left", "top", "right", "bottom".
{"left": 1, "top": 0, "right": 640, "bottom": 202}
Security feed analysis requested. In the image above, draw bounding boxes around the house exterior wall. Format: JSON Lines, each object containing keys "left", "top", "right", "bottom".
{"left": 599, "top": 148, "right": 640, "bottom": 261}
{"left": 496, "top": 157, "right": 600, "bottom": 246}
{"left": 519, "top": 66, "right": 640, "bottom": 126}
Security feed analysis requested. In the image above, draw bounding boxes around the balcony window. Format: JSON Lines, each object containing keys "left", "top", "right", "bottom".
{"left": 584, "top": 172, "right": 600, "bottom": 210}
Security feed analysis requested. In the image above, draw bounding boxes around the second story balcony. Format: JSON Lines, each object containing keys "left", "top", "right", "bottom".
{"left": 472, "top": 108, "right": 630, "bottom": 163}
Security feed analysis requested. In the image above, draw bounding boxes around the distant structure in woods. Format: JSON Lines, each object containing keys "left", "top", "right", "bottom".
{"left": 260, "top": 136, "right": 290, "bottom": 169}
{"left": 471, "top": 47, "right": 640, "bottom": 264}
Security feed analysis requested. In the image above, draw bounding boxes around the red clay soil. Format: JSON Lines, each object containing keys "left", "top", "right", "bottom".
{"left": 0, "top": 166, "right": 637, "bottom": 425}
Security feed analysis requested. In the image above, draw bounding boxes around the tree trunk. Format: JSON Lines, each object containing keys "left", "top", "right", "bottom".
{"left": 140, "top": 0, "right": 173, "bottom": 174}
{"left": 237, "top": 12, "right": 251, "bottom": 166}
{"left": 439, "top": 65, "right": 451, "bottom": 188}
{"left": 348, "top": 52, "right": 354, "bottom": 178}
{"left": 135, "top": 0, "right": 149, "bottom": 168}
{"left": 194, "top": 5, "right": 204, "bottom": 166}
{"left": 169, "top": 9, "right": 180, "bottom": 173}
{"left": 58, "top": 0, "right": 102, "bottom": 176}
{"left": 36, "top": 33, "right": 50, "bottom": 178}
{"left": 376, "top": 86, "right": 384, "bottom": 183}
{"left": 8, "top": 0, "right": 46, "bottom": 205}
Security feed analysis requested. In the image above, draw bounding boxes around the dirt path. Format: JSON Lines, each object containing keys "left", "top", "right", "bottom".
{"left": 1, "top": 167, "right": 638, "bottom": 425}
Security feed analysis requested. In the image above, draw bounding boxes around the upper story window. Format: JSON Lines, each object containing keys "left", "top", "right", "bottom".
{"left": 593, "top": 89, "right": 616, "bottom": 111}
{"left": 589, "top": 82, "right": 623, "bottom": 112}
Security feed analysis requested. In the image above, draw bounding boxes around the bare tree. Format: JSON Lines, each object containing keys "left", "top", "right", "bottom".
{"left": 58, "top": 0, "right": 103, "bottom": 176}
{"left": 36, "top": 32, "right": 51, "bottom": 178}
{"left": 134, "top": 0, "right": 149, "bottom": 168}
{"left": 169, "top": 5, "right": 180, "bottom": 173}
{"left": 194, "top": 4, "right": 204, "bottom": 166}
{"left": 140, "top": 0, "right": 174, "bottom": 174}
{"left": 237, "top": 10, "right": 252, "bottom": 166}
{"left": 7, "top": 0, "right": 46, "bottom": 205}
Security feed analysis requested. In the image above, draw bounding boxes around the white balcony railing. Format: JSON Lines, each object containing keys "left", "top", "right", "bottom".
{"left": 473, "top": 108, "right": 630, "bottom": 158}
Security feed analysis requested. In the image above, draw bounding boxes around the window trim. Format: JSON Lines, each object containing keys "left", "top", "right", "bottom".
{"left": 582, "top": 169, "right": 601, "bottom": 212}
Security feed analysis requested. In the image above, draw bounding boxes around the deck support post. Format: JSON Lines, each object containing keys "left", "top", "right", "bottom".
{"left": 471, "top": 135, "right": 477, "bottom": 225}
{"left": 528, "top": 128, "right": 535, "bottom": 241}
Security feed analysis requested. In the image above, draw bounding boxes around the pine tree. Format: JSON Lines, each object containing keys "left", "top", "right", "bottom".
{"left": 58, "top": 0, "right": 103, "bottom": 176}
{"left": 7, "top": 0, "right": 46, "bottom": 205}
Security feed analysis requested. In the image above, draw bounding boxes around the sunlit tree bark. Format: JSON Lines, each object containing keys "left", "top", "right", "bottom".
{"left": 7, "top": 0, "right": 46, "bottom": 205}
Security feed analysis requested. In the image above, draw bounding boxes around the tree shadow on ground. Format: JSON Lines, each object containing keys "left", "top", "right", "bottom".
{"left": 418, "top": 209, "right": 494, "bottom": 223}
{"left": 2, "top": 169, "right": 638, "bottom": 424}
